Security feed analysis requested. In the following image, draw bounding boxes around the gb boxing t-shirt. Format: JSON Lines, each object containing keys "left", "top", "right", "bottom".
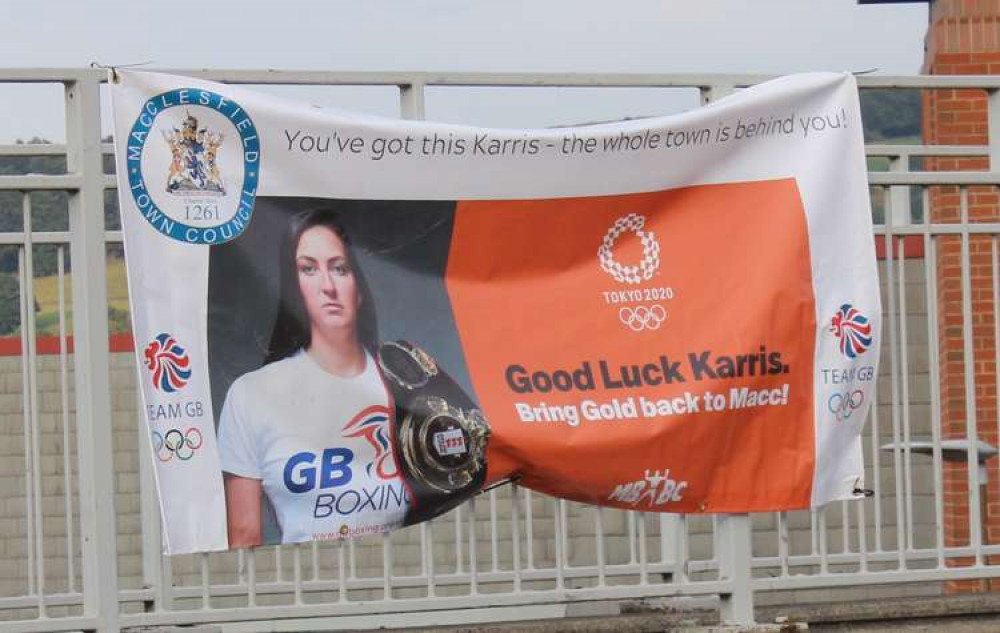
{"left": 217, "top": 350, "right": 409, "bottom": 543}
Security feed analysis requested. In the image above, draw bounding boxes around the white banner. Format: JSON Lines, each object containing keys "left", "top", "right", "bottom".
{"left": 111, "top": 71, "right": 879, "bottom": 554}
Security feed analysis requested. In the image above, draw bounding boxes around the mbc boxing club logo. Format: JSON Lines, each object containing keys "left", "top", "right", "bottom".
{"left": 144, "top": 333, "right": 192, "bottom": 393}
{"left": 829, "top": 304, "right": 873, "bottom": 359}
{"left": 152, "top": 427, "right": 203, "bottom": 461}
{"left": 598, "top": 213, "right": 667, "bottom": 332}
{"left": 342, "top": 405, "right": 399, "bottom": 481}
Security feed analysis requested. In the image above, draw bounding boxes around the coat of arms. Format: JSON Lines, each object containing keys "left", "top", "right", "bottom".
{"left": 162, "top": 113, "right": 226, "bottom": 195}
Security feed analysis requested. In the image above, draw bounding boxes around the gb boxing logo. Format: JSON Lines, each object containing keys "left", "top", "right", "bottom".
{"left": 830, "top": 304, "right": 873, "bottom": 359}
{"left": 598, "top": 213, "right": 669, "bottom": 332}
{"left": 144, "top": 333, "right": 192, "bottom": 393}
{"left": 152, "top": 427, "right": 203, "bottom": 461}
{"left": 342, "top": 405, "right": 400, "bottom": 481}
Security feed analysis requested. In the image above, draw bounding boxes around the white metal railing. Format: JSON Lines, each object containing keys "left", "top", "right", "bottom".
{"left": 1, "top": 69, "right": 999, "bottom": 632}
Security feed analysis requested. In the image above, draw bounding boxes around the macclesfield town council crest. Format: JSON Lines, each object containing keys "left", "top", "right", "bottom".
{"left": 163, "top": 113, "right": 226, "bottom": 196}
{"left": 126, "top": 87, "right": 260, "bottom": 245}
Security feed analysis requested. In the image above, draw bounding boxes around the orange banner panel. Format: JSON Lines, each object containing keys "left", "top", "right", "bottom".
{"left": 446, "top": 179, "right": 817, "bottom": 513}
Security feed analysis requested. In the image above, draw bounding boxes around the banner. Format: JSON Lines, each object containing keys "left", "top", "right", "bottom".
{"left": 111, "top": 71, "right": 879, "bottom": 554}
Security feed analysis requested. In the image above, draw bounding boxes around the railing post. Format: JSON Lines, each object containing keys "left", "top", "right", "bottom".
{"left": 988, "top": 89, "right": 1000, "bottom": 170}
{"left": 400, "top": 82, "right": 426, "bottom": 121}
{"left": 701, "top": 83, "right": 735, "bottom": 105}
{"left": 138, "top": 390, "right": 173, "bottom": 613}
{"left": 659, "top": 514, "right": 679, "bottom": 568}
{"left": 889, "top": 153, "right": 912, "bottom": 226}
{"left": 701, "top": 79, "right": 753, "bottom": 627}
{"left": 717, "top": 513, "right": 754, "bottom": 626}
{"left": 65, "top": 75, "right": 120, "bottom": 633}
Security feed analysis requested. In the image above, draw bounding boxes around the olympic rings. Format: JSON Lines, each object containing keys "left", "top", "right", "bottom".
{"left": 828, "top": 390, "right": 865, "bottom": 422}
{"left": 151, "top": 427, "right": 203, "bottom": 461}
{"left": 598, "top": 213, "right": 661, "bottom": 285}
{"left": 619, "top": 304, "right": 667, "bottom": 332}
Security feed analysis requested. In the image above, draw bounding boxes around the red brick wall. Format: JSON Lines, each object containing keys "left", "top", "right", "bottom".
{"left": 924, "top": 0, "right": 1000, "bottom": 593}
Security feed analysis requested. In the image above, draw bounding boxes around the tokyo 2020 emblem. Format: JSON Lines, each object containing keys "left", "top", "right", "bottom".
{"left": 829, "top": 304, "right": 873, "bottom": 359}
{"left": 144, "top": 333, "right": 192, "bottom": 393}
{"left": 125, "top": 88, "right": 260, "bottom": 245}
{"left": 598, "top": 213, "right": 660, "bottom": 284}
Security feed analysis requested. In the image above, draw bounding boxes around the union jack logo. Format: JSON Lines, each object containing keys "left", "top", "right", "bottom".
{"left": 143, "top": 333, "right": 192, "bottom": 393}
{"left": 343, "top": 405, "right": 398, "bottom": 480}
{"left": 830, "top": 304, "right": 873, "bottom": 359}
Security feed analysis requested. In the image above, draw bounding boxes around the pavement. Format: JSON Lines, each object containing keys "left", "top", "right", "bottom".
{"left": 128, "top": 594, "right": 1000, "bottom": 632}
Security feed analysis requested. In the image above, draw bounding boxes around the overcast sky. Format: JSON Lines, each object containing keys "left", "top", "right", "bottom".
{"left": 0, "top": 0, "right": 929, "bottom": 143}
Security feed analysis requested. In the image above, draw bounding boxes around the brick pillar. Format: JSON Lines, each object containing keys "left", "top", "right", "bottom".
{"left": 923, "top": 0, "right": 1000, "bottom": 593}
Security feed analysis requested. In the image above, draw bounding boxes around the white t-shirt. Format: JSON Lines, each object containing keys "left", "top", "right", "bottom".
{"left": 217, "top": 349, "right": 409, "bottom": 543}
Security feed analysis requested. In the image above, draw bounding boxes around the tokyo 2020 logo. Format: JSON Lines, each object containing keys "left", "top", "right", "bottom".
{"left": 598, "top": 213, "right": 660, "bottom": 284}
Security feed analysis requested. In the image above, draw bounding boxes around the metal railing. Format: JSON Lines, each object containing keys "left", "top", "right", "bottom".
{"left": 0, "top": 69, "right": 998, "bottom": 632}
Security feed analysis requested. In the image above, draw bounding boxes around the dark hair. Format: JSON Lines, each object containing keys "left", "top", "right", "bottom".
{"left": 265, "top": 209, "right": 378, "bottom": 364}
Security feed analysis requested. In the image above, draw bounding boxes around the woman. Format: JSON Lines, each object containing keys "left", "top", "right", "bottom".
{"left": 217, "top": 210, "right": 408, "bottom": 547}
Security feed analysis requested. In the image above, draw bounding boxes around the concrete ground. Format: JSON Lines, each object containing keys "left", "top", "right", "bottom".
{"left": 811, "top": 617, "right": 1000, "bottom": 632}
{"left": 130, "top": 595, "right": 1000, "bottom": 632}
{"left": 396, "top": 594, "right": 1000, "bottom": 633}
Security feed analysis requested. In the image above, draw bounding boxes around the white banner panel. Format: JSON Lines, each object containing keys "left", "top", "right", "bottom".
{"left": 111, "top": 71, "right": 879, "bottom": 554}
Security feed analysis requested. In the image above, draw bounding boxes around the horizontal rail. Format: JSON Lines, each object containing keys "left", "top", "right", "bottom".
{"left": 868, "top": 171, "right": 1000, "bottom": 185}
{"left": 2, "top": 69, "right": 1000, "bottom": 90}
{"left": 0, "top": 143, "right": 68, "bottom": 156}
{"left": 748, "top": 544, "right": 1000, "bottom": 572}
{"left": 0, "top": 174, "right": 117, "bottom": 190}
{"left": 134, "top": 564, "right": 684, "bottom": 605}
{"left": 874, "top": 224, "right": 1000, "bottom": 235}
{"left": 0, "top": 174, "right": 81, "bottom": 190}
{"left": 0, "top": 231, "right": 71, "bottom": 245}
{"left": 0, "top": 560, "right": 683, "bottom": 612}
{"left": 2, "top": 171, "right": 998, "bottom": 192}
{"left": 0, "top": 143, "right": 981, "bottom": 161}
{"left": 858, "top": 75, "right": 1000, "bottom": 89}
{"left": 0, "top": 230, "right": 122, "bottom": 245}
{"left": 0, "top": 144, "right": 989, "bottom": 163}
{"left": 117, "top": 581, "right": 733, "bottom": 629}
{"left": 7, "top": 171, "right": 1000, "bottom": 194}
{"left": 866, "top": 144, "right": 989, "bottom": 157}
{"left": 0, "top": 144, "right": 988, "bottom": 160}
{"left": 0, "top": 143, "right": 114, "bottom": 156}
{"left": 752, "top": 565, "right": 1000, "bottom": 592}
{"left": 3, "top": 617, "right": 99, "bottom": 633}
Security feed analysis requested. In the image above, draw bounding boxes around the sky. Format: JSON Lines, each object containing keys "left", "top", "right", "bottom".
{"left": 0, "top": 0, "right": 929, "bottom": 143}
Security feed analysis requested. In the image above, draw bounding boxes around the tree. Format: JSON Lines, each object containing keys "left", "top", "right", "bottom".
{"left": 0, "top": 273, "right": 20, "bottom": 336}
{"left": 860, "top": 89, "right": 922, "bottom": 142}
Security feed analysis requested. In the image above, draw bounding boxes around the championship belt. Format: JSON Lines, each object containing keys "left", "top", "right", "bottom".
{"left": 377, "top": 340, "right": 490, "bottom": 525}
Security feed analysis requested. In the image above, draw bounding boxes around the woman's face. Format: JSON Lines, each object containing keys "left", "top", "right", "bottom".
{"left": 295, "top": 225, "right": 361, "bottom": 336}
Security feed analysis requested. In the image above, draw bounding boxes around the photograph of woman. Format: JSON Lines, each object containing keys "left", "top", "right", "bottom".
{"left": 217, "top": 209, "right": 409, "bottom": 547}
